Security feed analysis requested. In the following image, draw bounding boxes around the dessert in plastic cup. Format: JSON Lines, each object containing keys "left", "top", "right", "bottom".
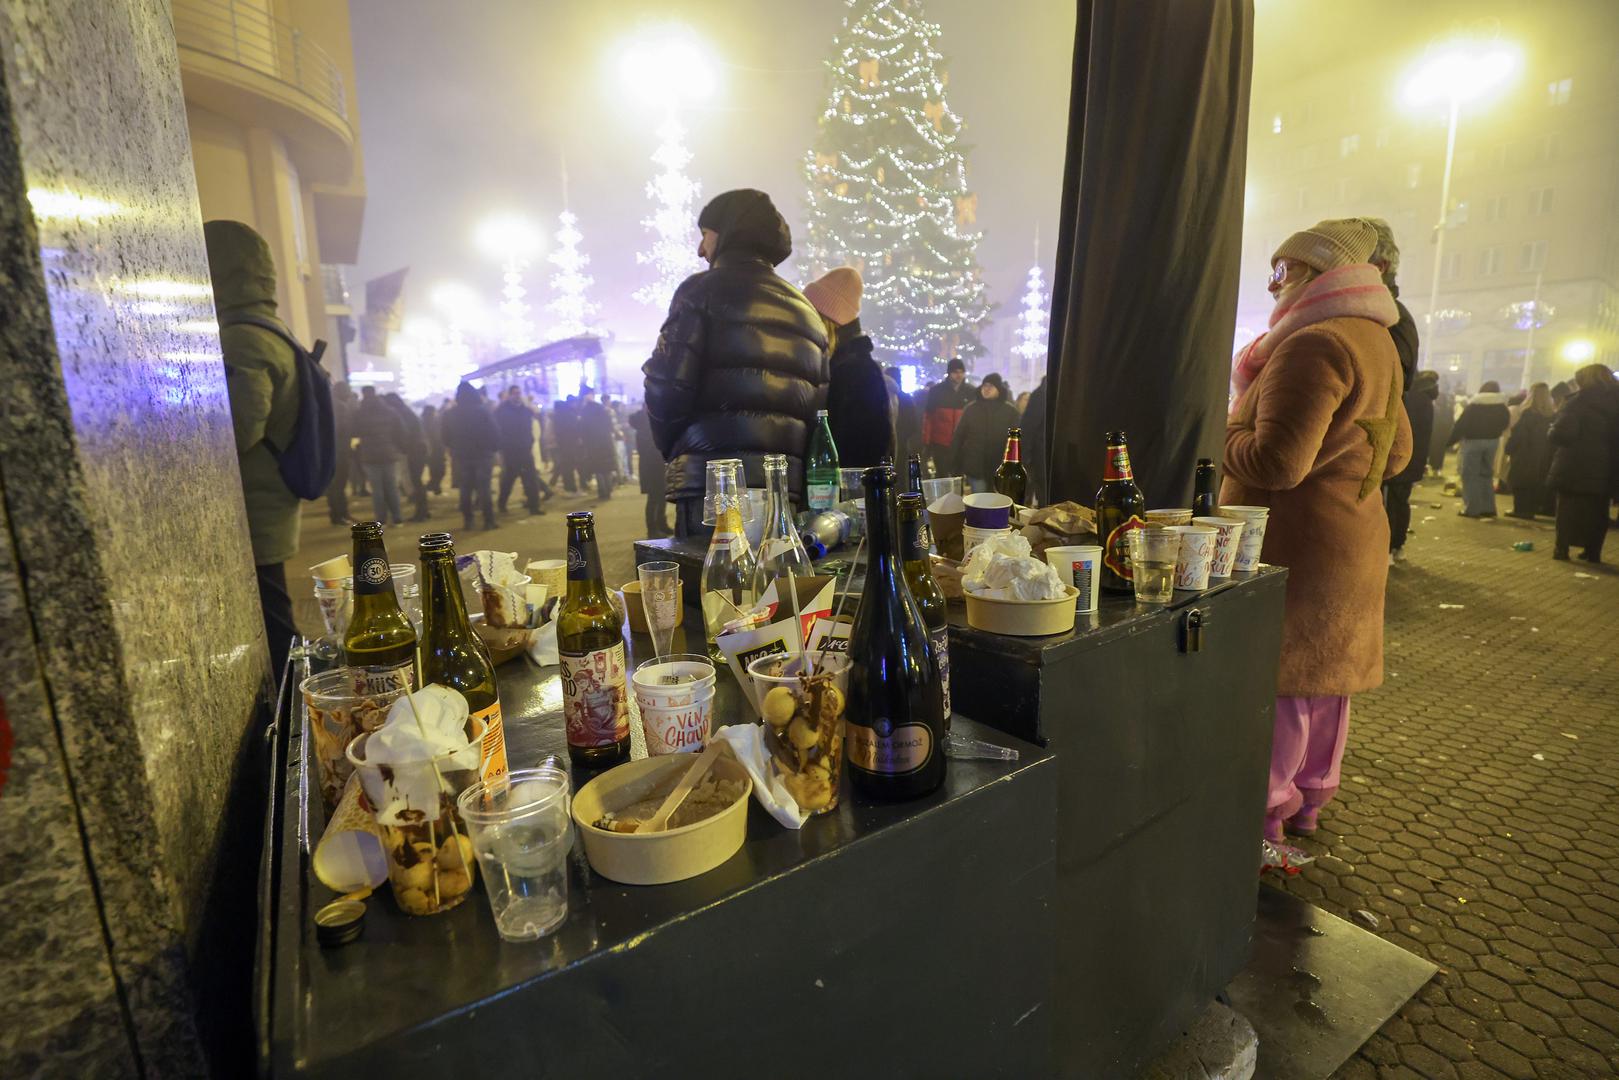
{"left": 748, "top": 651, "right": 850, "bottom": 815}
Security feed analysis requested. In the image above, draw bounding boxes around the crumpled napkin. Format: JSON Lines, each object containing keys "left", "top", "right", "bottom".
{"left": 465, "top": 550, "right": 531, "bottom": 627}
{"left": 356, "top": 686, "right": 478, "bottom": 826}
{"left": 961, "top": 534, "right": 1067, "bottom": 601}
{"left": 526, "top": 619, "right": 559, "bottom": 667}
{"left": 715, "top": 725, "right": 810, "bottom": 830}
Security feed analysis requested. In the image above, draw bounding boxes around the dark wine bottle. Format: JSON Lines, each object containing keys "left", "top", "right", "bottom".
{"left": 419, "top": 532, "right": 507, "bottom": 780}
{"left": 557, "top": 512, "right": 630, "bottom": 769}
{"left": 343, "top": 521, "right": 419, "bottom": 687}
{"left": 847, "top": 467, "right": 945, "bottom": 800}
{"left": 995, "top": 427, "right": 1029, "bottom": 504}
{"left": 1193, "top": 458, "right": 1218, "bottom": 518}
{"left": 898, "top": 492, "right": 950, "bottom": 731}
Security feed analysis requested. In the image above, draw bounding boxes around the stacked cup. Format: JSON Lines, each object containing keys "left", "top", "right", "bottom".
{"left": 1220, "top": 506, "right": 1271, "bottom": 572}
{"left": 1167, "top": 524, "right": 1218, "bottom": 591}
{"left": 1194, "top": 516, "right": 1247, "bottom": 579}
{"left": 962, "top": 492, "right": 1014, "bottom": 559}
{"left": 632, "top": 654, "right": 717, "bottom": 755}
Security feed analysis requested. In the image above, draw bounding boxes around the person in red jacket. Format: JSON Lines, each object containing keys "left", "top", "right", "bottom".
{"left": 923, "top": 358, "right": 975, "bottom": 477}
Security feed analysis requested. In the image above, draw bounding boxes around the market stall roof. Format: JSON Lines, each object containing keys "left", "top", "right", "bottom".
{"left": 463, "top": 334, "right": 604, "bottom": 382}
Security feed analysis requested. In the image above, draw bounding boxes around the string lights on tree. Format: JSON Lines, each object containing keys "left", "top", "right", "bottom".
{"left": 634, "top": 113, "right": 704, "bottom": 310}
{"left": 1013, "top": 261, "right": 1049, "bottom": 387}
{"left": 546, "top": 210, "right": 599, "bottom": 339}
{"left": 474, "top": 213, "right": 542, "bottom": 354}
{"left": 803, "top": 0, "right": 991, "bottom": 375}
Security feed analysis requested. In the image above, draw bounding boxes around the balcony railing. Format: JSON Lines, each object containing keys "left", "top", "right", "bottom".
{"left": 172, "top": 0, "right": 349, "bottom": 123}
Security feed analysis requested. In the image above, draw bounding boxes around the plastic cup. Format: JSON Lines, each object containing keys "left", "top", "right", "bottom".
{"left": 746, "top": 652, "right": 851, "bottom": 816}
{"left": 839, "top": 468, "right": 867, "bottom": 503}
{"left": 1044, "top": 545, "right": 1102, "bottom": 614}
{"left": 313, "top": 579, "right": 353, "bottom": 640}
{"left": 1144, "top": 508, "right": 1193, "bottom": 527}
{"left": 346, "top": 731, "right": 481, "bottom": 916}
{"left": 1168, "top": 525, "right": 1218, "bottom": 591}
{"left": 1194, "top": 516, "right": 1247, "bottom": 578}
{"left": 301, "top": 667, "right": 412, "bottom": 814}
{"left": 1221, "top": 505, "right": 1271, "bottom": 572}
{"left": 921, "top": 476, "right": 964, "bottom": 505}
{"left": 1127, "top": 528, "right": 1179, "bottom": 604}
{"left": 962, "top": 524, "right": 1011, "bottom": 561}
{"left": 457, "top": 766, "right": 572, "bottom": 942}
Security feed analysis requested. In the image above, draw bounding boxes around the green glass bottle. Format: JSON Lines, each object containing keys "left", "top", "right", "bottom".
{"left": 899, "top": 492, "right": 951, "bottom": 731}
{"left": 557, "top": 512, "right": 630, "bottom": 770}
{"left": 343, "top": 521, "right": 419, "bottom": 688}
{"left": 418, "top": 532, "right": 507, "bottom": 780}
{"left": 805, "top": 408, "right": 840, "bottom": 513}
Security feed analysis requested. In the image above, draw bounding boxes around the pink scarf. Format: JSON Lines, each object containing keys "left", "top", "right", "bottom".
{"left": 1232, "top": 264, "right": 1398, "bottom": 397}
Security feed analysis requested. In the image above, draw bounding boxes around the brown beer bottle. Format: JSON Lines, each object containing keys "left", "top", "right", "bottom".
{"left": 419, "top": 532, "right": 507, "bottom": 780}
{"left": 1095, "top": 431, "right": 1146, "bottom": 593}
{"left": 994, "top": 427, "right": 1029, "bottom": 504}
{"left": 343, "top": 521, "right": 419, "bottom": 687}
{"left": 898, "top": 492, "right": 951, "bottom": 731}
{"left": 557, "top": 512, "right": 630, "bottom": 769}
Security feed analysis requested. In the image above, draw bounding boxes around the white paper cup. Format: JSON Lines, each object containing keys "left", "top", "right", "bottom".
{"left": 632, "top": 655, "right": 717, "bottom": 709}
{"left": 1144, "top": 508, "right": 1193, "bottom": 527}
{"left": 1044, "top": 545, "right": 1101, "bottom": 614}
{"left": 1193, "top": 516, "right": 1246, "bottom": 579}
{"left": 1167, "top": 525, "right": 1217, "bottom": 591}
{"left": 1221, "top": 506, "right": 1270, "bottom": 572}
{"left": 309, "top": 554, "right": 352, "bottom": 588}
{"left": 962, "top": 525, "right": 1011, "bottom": 561}
{"left": 639, "top": 685, "right": 717, "bottom": 755}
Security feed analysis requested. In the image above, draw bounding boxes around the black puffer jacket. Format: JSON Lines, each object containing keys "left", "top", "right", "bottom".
{"left": 643, "top": 191, "right": 828, "bottom": 502}
{"left": 950, "top": 393, "right": 1021, "bottom": 482}
{"left": 1447, "top": 391, "right": 1511, "bottom": 444}
{"left": 825, "top": 322, "right": 895, "bottom": 469}
{"left": 1548, "top": 387, "right": 1619, "bottom": 495}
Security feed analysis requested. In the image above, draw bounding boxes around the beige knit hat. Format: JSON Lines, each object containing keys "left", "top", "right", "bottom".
{"left": 1272, "top": 218, "right": 1379, "bottom": 273}
{"left": 803, "top": 266, "right": 863, "bottom": 326}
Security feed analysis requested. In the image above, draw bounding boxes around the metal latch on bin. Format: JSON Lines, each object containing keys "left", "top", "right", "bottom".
{"left": 1181, "top": 608, "right": 1206, "bottom": 653}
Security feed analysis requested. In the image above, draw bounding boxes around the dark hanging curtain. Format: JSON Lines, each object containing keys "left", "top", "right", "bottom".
{"left": 1043, "top": 0, "right": 1255, "bottom": 511}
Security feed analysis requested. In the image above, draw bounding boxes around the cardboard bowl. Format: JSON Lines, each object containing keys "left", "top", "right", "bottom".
{"left": 572, "top": 753, "right": 752, "bottom": 885}
{"left": 470, "top": 614, "right": 531, "bottom": 665}
{"left": 964, "top": 585, "right": 1080, "bottom": 637}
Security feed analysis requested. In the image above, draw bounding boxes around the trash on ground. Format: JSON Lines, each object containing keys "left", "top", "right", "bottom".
{"left": 1512, "top": 541, "right": 1534, "bottom": 552}
{"left": 1352, "top": 909, "right": 1380, "bottom": 929}
{"left": 1438, "top": 603, "right": 1465, "bottom": 610}
{"left": 1261, "top": 839, "right": 1315, "bottom": 875}
{"left": 1574, "top": 572, "right": 1598, "bottom": 580}
{"left": 1562, "top": 732, "right": 1579, "bottom": 740}
{"left": 1531, "top": 753, "right": 1546, "bottom": 761}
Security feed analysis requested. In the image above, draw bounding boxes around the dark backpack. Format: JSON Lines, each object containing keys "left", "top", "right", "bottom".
{"left": 220, "top": 314, "right": 337, "bottom": 500}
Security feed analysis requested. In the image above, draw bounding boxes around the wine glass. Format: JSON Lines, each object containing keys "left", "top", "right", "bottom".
{"left": 637, "top": 561, "right": 681, "bottom": 660}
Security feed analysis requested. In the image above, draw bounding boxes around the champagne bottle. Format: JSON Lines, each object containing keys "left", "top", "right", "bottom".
{"left": 1193, "top": 458, "right": 1218, "bottom": 518}
{"left": 847, "top": 467, "right": 945, "bottom": 800}
{"left": 995, "top": 427, "right": 1029, "bottom": 504}
{"left": 899, "top": 492, "right": 950, "bottom": 730}
{"left": 419, "top": 532, "right": 507, "bottom": 780}
{"left": 1095, "top": 431, "right": 1147, "bottom": 593}
{"left": 907, "top": 452, "right": 933, "bottom": 552}
{"left": 752, "top": 453, "right": 813, "bottom": 596}
{"left": 557, "top": 512, "right": 630, "bottom": 769}
{"left": 343, "top": 521, "right": 419, "bottom": 687}
{"left": 805, "top": 409, "right": 840, "bottom": 512}
{"left": 700, "top": 460, "right": 757, "bottom": 660}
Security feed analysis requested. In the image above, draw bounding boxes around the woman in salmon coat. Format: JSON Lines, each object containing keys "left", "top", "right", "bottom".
{"left": 1223, "top": 218, "right": 1413, "bottom": 846}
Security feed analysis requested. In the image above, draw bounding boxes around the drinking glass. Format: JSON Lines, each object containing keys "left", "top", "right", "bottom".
{"left": 1127, "top": 528, "right": 1179, "bottom": 604}
{"left": 637, "top": 561, "right": 681, "bottom": 660}
{"left": 390, "top": 563, "right": 421, "bottom": 633}
{"left": 457, "top": 765, "right": 572, "bottom": 942}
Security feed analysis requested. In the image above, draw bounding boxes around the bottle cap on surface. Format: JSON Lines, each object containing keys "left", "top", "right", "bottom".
{"left": 314, "top": 899, "right": 366, "bottom": 948}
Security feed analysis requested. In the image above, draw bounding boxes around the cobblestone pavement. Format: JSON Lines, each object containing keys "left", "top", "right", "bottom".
{"left": 1272, "top": 474, "right": 1619, "bottom": 1079}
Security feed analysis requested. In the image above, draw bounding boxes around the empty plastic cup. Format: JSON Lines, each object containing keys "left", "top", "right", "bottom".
{"left": 457, "top": 765, "right": 572, "bottom": 942}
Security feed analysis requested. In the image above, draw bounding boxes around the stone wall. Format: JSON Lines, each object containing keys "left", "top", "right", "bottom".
{"left": 0, "top": 0, "right": 270, "bottom": 1074}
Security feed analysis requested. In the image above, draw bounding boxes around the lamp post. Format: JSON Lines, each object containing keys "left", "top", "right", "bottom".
{"left": 1401, "top": 41, "right": 1518, "bottom": 366}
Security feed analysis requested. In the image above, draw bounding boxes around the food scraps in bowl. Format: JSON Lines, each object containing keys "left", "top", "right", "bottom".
{"left": 592, "top": 774, "right": 749, "bottom": 833}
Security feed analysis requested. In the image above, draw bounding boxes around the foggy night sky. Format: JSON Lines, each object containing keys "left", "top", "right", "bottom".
{"left": 348, "top": 0, "right": 1076, "bottom": 384}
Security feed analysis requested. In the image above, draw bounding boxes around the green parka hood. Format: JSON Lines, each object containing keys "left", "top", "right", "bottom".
{"left": 203, "top": 219, "right": 278, "bottom": 314}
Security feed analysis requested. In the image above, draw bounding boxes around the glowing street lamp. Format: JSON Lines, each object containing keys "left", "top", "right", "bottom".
{"left": 1401, "top": 39, "right": 1520, "bottom": 364}
{"left": 1560, "top": 338, "right": 1597, "bottom": 365}
{"left": 474, "top": 213, "right": 543, "bottom": 353}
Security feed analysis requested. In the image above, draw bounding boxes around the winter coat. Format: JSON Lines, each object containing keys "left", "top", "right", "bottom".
{"left": 353, "top": 396, "right": 405, "bottom": 467}
{"left": 387, "top": 398, "right": 426, "bottom": 462}
{"left": 421, "top": 407, "right": 443, "bottom": 455}
{"left": 576, "top": 400, "right": 618, "bottom": 473}
{"left": 205, "top": 220, "right": 301, "bottom": 566}
{"left": 442, "top": 387, "right": 499, "bottom": 466}
{"left": 950, "top": 397, "right": 1021, "bottom": 482}
{"left": 894, "top": 385, "right": 923, "bottom": 464}
{"left": 494, "top": 399, "right": 537, "bottom": 457}
{"left": 1548, "top": 386, "right": 1619, "bottom": 495}
{"left": 1389, "top": 297, "right": 1419, "bottom": 392}
{"left": 642, "top": 251, "right": 829, "bottom": 502}
{"left": 1447, "top": 392, "right": 1511, "bottom": 444}
{"left": 923, "top": 377, "right": 975, "bottom": 447}
{"left": 1222, "top": 315, "right": 1412, "bottom": 696}
{"left": 630, "top": 408, "right": 665, "bottom": 497}
{"left": 1504, "top": 410, "right": 1553, "bottom": 492}
{"left": 1022, "top": 378, "right": 1049, "bottom": 504}
{"left": 825, "top": 325, "right": 896, "bottom": 468}
{"left": 1389, "top": 387, "right": 1433, "bottom": 486}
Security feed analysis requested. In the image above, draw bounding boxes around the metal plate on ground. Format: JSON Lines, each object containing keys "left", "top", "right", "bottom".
{"left": 1225, "top": 885, "right": 1438, "bottom": 1080}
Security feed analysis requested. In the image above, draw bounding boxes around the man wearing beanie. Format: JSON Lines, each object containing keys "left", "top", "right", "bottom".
{"left": 642, "top": 188, "right": 829, "bottom": 537}
{"left": 923, "top": 357, "right": 975, "bottom": 476}
{"left": 803, "top": 267, "right": 895, "bottom": 468}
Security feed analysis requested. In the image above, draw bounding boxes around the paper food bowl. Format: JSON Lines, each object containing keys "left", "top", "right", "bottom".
{"left": 470, "top": 613, "right": 532, "bottom": 665}
{"left": 572, "top": 753, "right": 752, "bottom": 886}
{"left": 964, "top": 584, "right": 1080, "bottom": 637}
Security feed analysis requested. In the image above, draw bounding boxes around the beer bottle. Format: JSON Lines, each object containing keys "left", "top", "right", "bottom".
{"left": 994, "top": 427, "right": 1029, "bottom": 504}
{"left": 907, "top": 453, "right": 924, "bottom": 495}
{"left": 805, "top": 409, "right": 841, "bottom": 512}
{"left": 419, "top": 532, "right": 507, "bottom": 780}
{"left": 557, "top": 512, "right": 630, "bottom": 769}
{"left": 847, "top": 467, "right": 945, "bottom": 800}
{"left": 907, "top": 452, "right": 933, "bottom": 552}
{"left": 898, "top": 492, "right": 950, "bottom": 731}
{"left": 1193, "top": 458, "right": 1218, "bottom": 518}
{"left": 343, "top": 521, "right": 419, "bottom": 687}
{"left": 1095, "top": 431, "right": 1146, "bottom": 594}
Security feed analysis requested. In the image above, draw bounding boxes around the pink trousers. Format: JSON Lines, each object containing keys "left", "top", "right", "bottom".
{"left": 1267, "top": 694, "right": 1351, "bottom": 823}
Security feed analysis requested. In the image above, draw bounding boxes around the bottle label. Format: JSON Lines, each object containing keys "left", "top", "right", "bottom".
{"left": 354, "top": 556, "right": 392, "bottom": 594}
{"left": 1103, "top": 446, "right": 1134, "bottom": 482}
{"left": 355, "top": 662, "right": 414, "bottom": 696}
{"left": 1102, "top": 514, "right": 1148, "bottom": 581}
{"left": 847, "top": 719, "right": 935, "bottom": 775}
{"left": 929, "top": 625, "right": 952, "bottom": 720}
{"left": 807, "top": 482, "right": 838, "bottom": 512}
{"left": 1003, "top": 438, "right": 1021, "bottom": 463}
{"left": 561, "top": 643, "right": 629, "bottom": 748}
{"left": 468, "top": 701, "right": 508, "bottom": 780}
{"left": 758, "top": 536, "right": 800, "bottom": 563}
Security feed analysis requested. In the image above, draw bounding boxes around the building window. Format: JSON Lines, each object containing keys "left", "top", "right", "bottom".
{"left": 1547, "top": 77, "right": 1573, "bottom": 106}
{"left": 1485, "top": 144, "right": 1508, "bottom": 170}
{"left": 1519, "top": 240, "right": 1548, "bottom": 273}
{"left": 1405, "top": 163, "right": 1422, "bottom": 189}
{"left": 1530, "top": 187, "right": 1554, "bottom": 216}
{"left": 1272, "top": 113, "right": 1283, "bottom": 135}
{"left": 1339, "top": 133, "right": 1360, "bottom": 158}
{"left": 1442, "top": 250, "right": 1463, "bottom": 281}
{"left": 1532, "top": 134, "right": 1557, "bottom": 163}
{"left": 1375, "top": 127, "right": 1392, "bottom": 150}
{"left": 1484, "top": 195, "right": 1507, "bottom": 222}
{"left": 1439, "top": 352, "right": 1467, "bottom": 374}
{"left": 1479, "top": 247, "right": 1502, "bottom": 276}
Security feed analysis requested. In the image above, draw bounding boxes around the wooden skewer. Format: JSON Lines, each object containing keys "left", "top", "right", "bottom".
{"left": 639, "top": 742, "right": 724, "bottom": 834}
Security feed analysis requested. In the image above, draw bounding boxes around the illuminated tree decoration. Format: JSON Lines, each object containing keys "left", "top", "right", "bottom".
{"left": 803, "top": 0, "right": 991, "bottom": 374}
{"left": 1013, "top": 262, "right": 1049, "bottom": 384}
{"left": 498, "top": 256, "right": 536, "bottom": 353}
{"left": 635, "top": 113, "right": 704, "bottom": 310}
{"left": 546, "top": 210, "right": 599, "bottom": 339}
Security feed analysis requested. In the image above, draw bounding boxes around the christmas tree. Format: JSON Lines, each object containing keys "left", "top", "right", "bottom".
{"left": 1012, "top": 262, "right": 1049, "bottom": 389}
{"left": 497, "top": 255, "right": 536, "bottom": 353}
{"left": 635, "top": 113, "right": 704, "bottom": 310}
{"left": 546, "top": 210, "right": 599, "bottom": 339}
{"left": 803, "top": 0, "right": 991, "bottom": 374}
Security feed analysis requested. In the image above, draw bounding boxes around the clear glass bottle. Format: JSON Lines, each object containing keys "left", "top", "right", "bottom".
{"left": 700, "top": 459, "right": 758, "bottom": 660}
{"left": 753, "top": 453, "right": 813, "bottom": 596}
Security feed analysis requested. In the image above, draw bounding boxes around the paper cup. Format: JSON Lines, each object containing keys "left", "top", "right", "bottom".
{"left": 1167, "top": 525, "right": 1217, "bottom": 591}
{"left": 309, "top": 554, "right": 352, "bottom": 588}
{"left": 632, "top": 655, "right": 717, "bottom": 709}
{"left": 1193, "top": 516, "right": 1246, "bottom": 578}
{"left": 1044, "top": 545, "right": 1101, "bottom": 614}
{"left": 1220, "top": 506, "right": 1270, "bottom": 572}
{"left": 930, "top": 509, "right": 966, "bottom": 562}
{"left": 963, "top": 492, "right": 1014, "bottom": 529}
{"left": 1144, "top": 508, "right": 1193, "bottom": 527}
{"left": 639, "top": 685, "right": 716, "bottom": 755}
{"left": 525, "top": 559, "right": 566, "bottom": 599}
{"left": 962, "top": 525, "right": 1011, "bottom": 561}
